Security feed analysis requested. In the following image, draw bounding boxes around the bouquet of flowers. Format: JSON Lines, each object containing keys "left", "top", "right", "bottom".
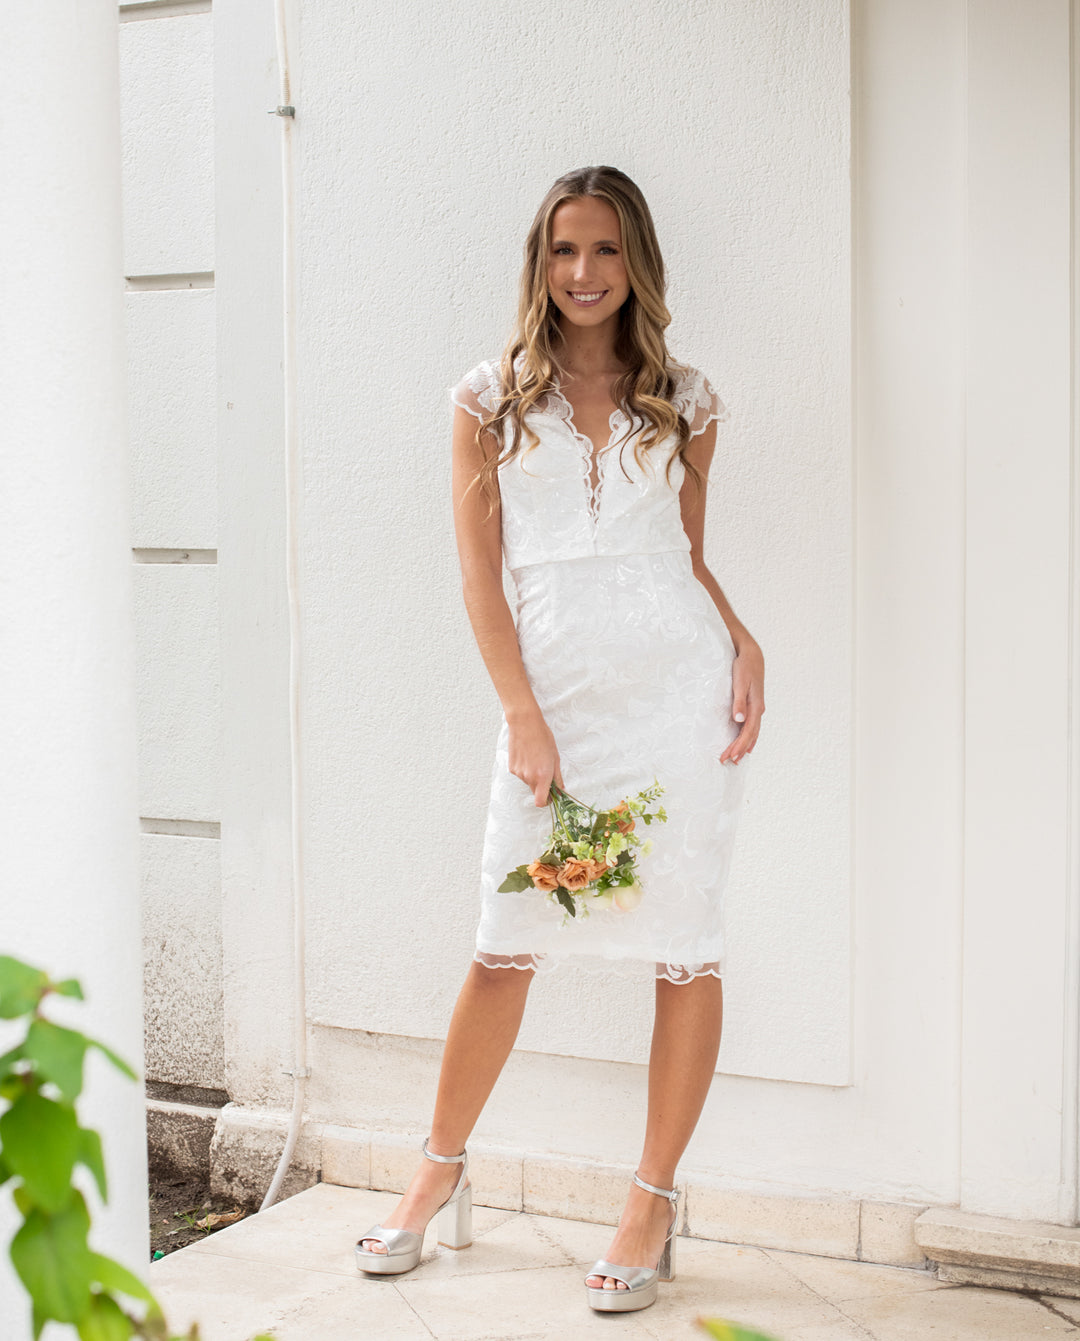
{"left": 499, "top": 778, "right": 667, "bottom": 921}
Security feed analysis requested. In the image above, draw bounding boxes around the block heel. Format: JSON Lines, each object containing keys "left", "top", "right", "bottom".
{"left": 355, "top": 1138, "right": 471, "bottom": 1275}
{"left": 585, "top": 1171, "right": 680, "bottom": 1312}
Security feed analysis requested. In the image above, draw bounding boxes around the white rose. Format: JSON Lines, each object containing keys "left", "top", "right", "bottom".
{"left": 613, "top": 881, "right": 643, "bottom": 912}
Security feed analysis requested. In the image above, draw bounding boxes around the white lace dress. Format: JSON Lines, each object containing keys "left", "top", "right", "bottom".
{"left": 449, "top": 357, "right": 750, "bottom": 984}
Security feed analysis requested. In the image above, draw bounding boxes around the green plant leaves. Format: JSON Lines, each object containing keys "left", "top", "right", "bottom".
{"left": 9, "top": 1191, "right": 94, "bottom": 1324}
{"left": 0, "top": 956, "right": 49, "bottom": 1018}
{"left": 696, "top": 1319, "right": 781, "bottom": 1341}
{"left": 1, "top": 1091, "right": 81, "bottom": 1212}
{"left": 0, "top": 955, "right": 182, "bottom": 1341}
{"left": 88, "top": 1038, "right": 138, "bottom": 1082}
{"left": 26, "top": 1019, "right": 89, "bottom": 1103}
{"left": 80, "top": 1128, "right": 108, "bottom": 1202}
{"left": 89, "top": 1250, "right": 155, "bottom": 1303}
{"left": 497, "top": 865, "right": 533, "bottom": 893}
{"left": 76, "top": 1291, "right": 129, "bottom": 1341}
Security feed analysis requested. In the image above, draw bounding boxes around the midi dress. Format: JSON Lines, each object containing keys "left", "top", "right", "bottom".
{"left": 449, "top": 355, "right": 750, "bottom": 984}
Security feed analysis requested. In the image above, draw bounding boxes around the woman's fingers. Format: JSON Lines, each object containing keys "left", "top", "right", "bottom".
{"left": 721, "top": 702, "right": 763, "bottom": 763}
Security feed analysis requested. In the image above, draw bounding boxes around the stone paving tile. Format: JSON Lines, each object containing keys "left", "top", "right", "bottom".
{"left": 182, "top": 1183, "right": 515, "bottom": 1277}
{"left": 396, "top": 1262, "right": 657, "bottom": 1340}
{"left": 149, "top": 1182, "right": 1080, "bottom": 1341}
{"left": 149, "top": 1249, "right": 432, "bottom": 1340}
{"left": 840, "top": 1282, "right": 1079, "bottom": 1339}
{"left": 762, "top": 1243, "right": 946, "bottom": 1303}
{"left": 1043, "top": 1294, "right": 1080, "bottom": 1324}
{"left": 641, "top": 1234, "right": 854, "bottom": 1335}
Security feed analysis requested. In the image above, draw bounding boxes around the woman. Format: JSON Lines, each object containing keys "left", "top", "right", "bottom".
{"left": 356, "top": 165, "right": 765, "bottom": 1314}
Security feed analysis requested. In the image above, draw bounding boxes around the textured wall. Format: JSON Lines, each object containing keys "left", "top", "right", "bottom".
{"left": 294, "top": 0, "right": 851, "bottom": 1081}
{"left": 120, "top": 8, "right": 223, "bottom": 1091}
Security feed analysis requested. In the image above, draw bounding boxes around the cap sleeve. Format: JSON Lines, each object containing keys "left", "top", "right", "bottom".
{"left": 448, "top": 359, "right": 502, "bottom": 422}
{"left": 673, "top": 364, "right": 730, "bottom": 438}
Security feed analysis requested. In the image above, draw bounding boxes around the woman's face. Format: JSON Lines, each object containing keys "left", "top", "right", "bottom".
{"left": 546, "top": 196, "right": 631, "bottom": 331}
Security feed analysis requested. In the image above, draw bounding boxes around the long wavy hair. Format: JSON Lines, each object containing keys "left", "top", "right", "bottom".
{"left": 467, "top": 165, "right": 705, "bottom": 520}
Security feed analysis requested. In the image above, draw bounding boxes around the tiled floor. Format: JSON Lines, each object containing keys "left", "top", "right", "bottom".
{"left": 149, "top": 1182, "right": 1080, "bottom": 1340}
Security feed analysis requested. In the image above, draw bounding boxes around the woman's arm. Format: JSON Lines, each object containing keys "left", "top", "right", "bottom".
{"left": 680, "top": 419, "right": 766, "bottom": 763}
{"left": 451, "top": 403, "right": 564, "bottom": 804}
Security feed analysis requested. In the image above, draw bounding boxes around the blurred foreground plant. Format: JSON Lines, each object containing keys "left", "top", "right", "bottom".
{"left": 697, "top": 1314, "right": 783, "bottom": 1339}
{"left": 0, "top": 953, "right": 273, "bottom": 1341}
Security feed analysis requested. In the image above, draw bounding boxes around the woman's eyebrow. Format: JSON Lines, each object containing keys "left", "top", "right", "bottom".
{"left": 551, "top": 238, "right": 621, "bottom": 247}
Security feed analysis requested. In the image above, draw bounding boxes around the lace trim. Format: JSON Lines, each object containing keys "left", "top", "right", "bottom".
{"left": 450, "top": 360, "right": 729, "bottom": 439}
{"left": 473, "top": 950, "right": 722, "bottom": 984}
{"left": 670, "top": 362, "right": 731, "bottom": 439}
{"left": 545, "top": 385, "right": 627, "bottom": 527}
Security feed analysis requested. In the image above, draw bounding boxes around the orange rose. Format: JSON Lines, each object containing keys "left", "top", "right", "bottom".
{"left": 557, "top": 859, "right": 595, "bottom": 891}
{"left": 611, "top": 801, "right": 636, "bottom": 834}
{"left": 583, "top": 858, "right": 610, "bottom": 881}
{"left": 527, "top": 861, "right": 561, "bottom": 892}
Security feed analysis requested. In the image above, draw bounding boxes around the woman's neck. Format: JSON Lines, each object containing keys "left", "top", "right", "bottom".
{"left": 555, "top": 315, "right": 624, "bottom": 378}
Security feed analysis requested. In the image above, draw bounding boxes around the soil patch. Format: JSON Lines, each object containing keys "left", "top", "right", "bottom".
{"left": 149, "top": 1171, "right": 252, "bottom": 1260}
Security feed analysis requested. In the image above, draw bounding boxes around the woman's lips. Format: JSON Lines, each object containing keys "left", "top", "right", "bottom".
{"left": 568, "top": 290, "right": 608, "bottom": 308}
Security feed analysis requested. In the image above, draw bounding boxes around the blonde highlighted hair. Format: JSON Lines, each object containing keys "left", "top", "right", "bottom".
{"left": 467, "top": 165, "right": 705, "bottom": 519}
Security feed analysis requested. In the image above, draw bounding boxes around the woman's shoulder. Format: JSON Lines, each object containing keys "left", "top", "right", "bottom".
{"left": 665, "top": 358, "right": 730, "bottom": 437}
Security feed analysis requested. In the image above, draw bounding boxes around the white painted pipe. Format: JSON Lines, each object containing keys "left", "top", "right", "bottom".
{"left": 260, "top": 0, "right": 310, "bottom": 1213}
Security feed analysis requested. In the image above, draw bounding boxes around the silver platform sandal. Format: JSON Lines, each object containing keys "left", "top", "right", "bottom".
{"left": 585, "top": 1171, "right": 679, "bottom": 1312}
{"left": 354, "top": 1138, "right": 472, "bottom": 1275}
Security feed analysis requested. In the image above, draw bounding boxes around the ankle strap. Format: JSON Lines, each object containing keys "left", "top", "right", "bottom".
{"left": 422, "top": 1137, "right": 467, "bottom": 1163}
{"left": 633, "top": 1171, "right": 678, "bottom": 1202}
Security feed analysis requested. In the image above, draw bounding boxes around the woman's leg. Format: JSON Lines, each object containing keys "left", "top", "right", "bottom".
{"left": 586, "top": 973, "right": 723, "bottom": 1289}
{"left": 361, "top": 958, "right": 534, "bottom": 1250}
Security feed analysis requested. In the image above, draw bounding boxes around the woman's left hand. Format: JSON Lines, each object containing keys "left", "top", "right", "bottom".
{"left": 720, "top": 636, "right": 765, "bottom": 765}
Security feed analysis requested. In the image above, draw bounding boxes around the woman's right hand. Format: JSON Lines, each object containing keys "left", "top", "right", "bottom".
{"left": 507, "top": 709, "right": 565, "bottom": 807}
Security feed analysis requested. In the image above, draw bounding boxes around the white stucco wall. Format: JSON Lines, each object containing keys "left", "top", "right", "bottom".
{"left": 141, "top": 0, "right": 1080, "bottom": 1235}
{"left": 120, "top": 5, "right": 224, "bottom": 1093}
{"left": 294, "top": 1, "right": 852, "bottom": 1085}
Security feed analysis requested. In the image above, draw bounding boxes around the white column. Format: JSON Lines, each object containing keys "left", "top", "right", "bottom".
{"left": 962, "top": 0, "right": 1075, "bottom": 1222}
{"left": 0, "top": 3, "right": 148, "bottom": 1335}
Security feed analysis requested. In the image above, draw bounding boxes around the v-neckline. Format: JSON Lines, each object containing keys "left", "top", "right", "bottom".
{"left": 549, "top": 382, "right": 627, "bottom": 527}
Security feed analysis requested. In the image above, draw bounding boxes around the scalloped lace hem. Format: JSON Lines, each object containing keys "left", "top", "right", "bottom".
{"left": 687, "top": 404, "right": 731, "bottom": 439}
{"left": 473, "top": 950, "right": 722, "bottom": 984}
{"left": 449, "top": 388, "right": 488, "bottom": 422}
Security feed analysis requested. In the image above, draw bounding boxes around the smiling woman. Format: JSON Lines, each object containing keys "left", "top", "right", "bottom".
{"left": 354, "top": 165, "right": 766, "bottom": 1318}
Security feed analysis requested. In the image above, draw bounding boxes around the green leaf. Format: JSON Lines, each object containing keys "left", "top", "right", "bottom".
{"left": 87, "top": 1038, "right": 138, "bottom": 1082}
{"left": 497, "top": 869, "right": 533, "bottom": 893}
{"left": 696, "top": 1322, "right": 781, "bottom": 1341}
{"left": 52, "top": 978, "right": 85, "bottom": 1000}
{"left": 76, "top": 1291, "right": 130, "bottom": 1341}
{"left": 89, "top": 1251, "right": 154, "bottom": 1304}
{"left": 0, "top": 956, "right": 49, "bottom": 1018}
{"left": 0, "top": 1042, "right": 25, "bottom": 1076}
{"left": 1, "top": 1090, "right": 81, "bottom": 1211}
{"left": 80, "top": 1127, "right": 108, "bottom": 1202}
{"left": 555, "top": 888, "right": 577, "bottom": 917}
{"left": 1, "top": 1072, "right": 27, "bottom": 1102}
{"left": 10, "top": 1192, "right": 94, "bottom": 1323}
{"left": 26, "top": 1018, "right": 89, "bottom": 1103}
